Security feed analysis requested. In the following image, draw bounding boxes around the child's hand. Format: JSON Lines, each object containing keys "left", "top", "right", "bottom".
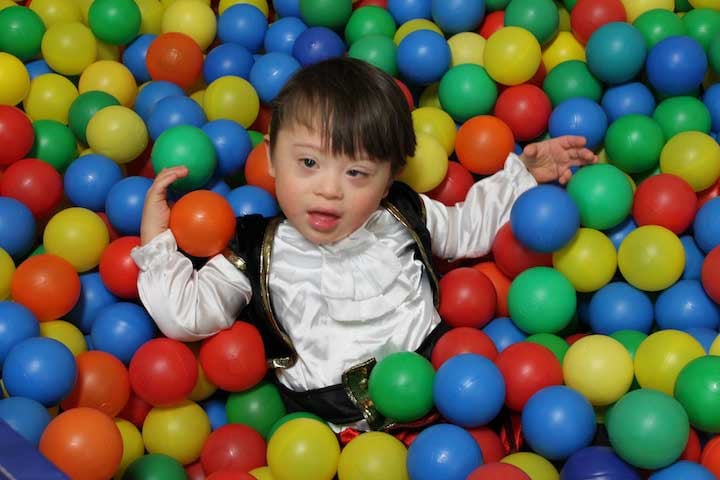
{"left": 520, "top": 135, "right": 598, "bottom": 185}
{"left": 140, "top": 166, "right": 189, "bottom": 245}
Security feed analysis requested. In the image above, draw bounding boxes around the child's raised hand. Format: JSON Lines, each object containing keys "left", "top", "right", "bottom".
{"left": 520, "top": 135, "right": 598, "bottom": 185}
{"left": 140, "top": 166, "right": 189, "bottom": 245}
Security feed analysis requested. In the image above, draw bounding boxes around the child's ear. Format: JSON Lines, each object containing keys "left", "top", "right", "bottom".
{"left": 264, "top": 136, "right": 276, "bottom": 178}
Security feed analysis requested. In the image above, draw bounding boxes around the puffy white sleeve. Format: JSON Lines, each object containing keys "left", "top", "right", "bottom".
{"left": 130, "top": 229, "right": 252, "bottom": 342}
{"left": 421, "top": 153, "right": 537, "bottom": 260}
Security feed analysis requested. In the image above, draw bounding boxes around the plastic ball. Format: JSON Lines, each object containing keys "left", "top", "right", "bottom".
{"left": 265, "top": 16, "right": 307, "bottom": 56}
{"left": 501, "top": 452, "right": 559, "bottom": 480}
{"left": 218, "top": 4, "right": 267, "bottom": 52}
{"left": 134, "top": 81, "right": 185, "bottom": 122}
{"left": 86, "top": 105, "right": 148, "bottom": 164}
{"left": 542, "top": 60, "right": 601, "bottom": 107}
{"left": 634, "top": 329, "right": 704, "bottom": 395}
{"left": 510, "top": 185, "right": 579, "bottom": 253}
{"left": 633, "top": 173, "right": 697, "bottom": 235}
{"left": 60, "top": 350, "right": 130, "bottom": 416}
{"left": 11, "top": 253, "right": 80, "bottom": 321}
{"left": 345, "top": 6, "right": 395, "bottom": 45}
{"left": 64, "top": 272, "right": 118, "bottom": 334}
{"left": 493, "top": 84, "right": 551, "bottom": 141}
{"left": 430, "top": 0, "right": 485, "bottom": 35}
{"left": 601, "top": 82, "right": 655, "bottom": 123}
{"left": 299, "top": 0, "right": 352, "bottom": 30}
{"left": 22, "top": 73, "right": 78, "bottom": 124}
{"left": 549, "top": 97, "right": 608, "bottom": 150}
{"left": 508, "top": 266, "right": 576, "bottom": 334}
{"left": 681, "top": 235, "right": 704, "bottom": 281}
{"left": 0, "top": 300, "right": 38, "bottom": 366}
{"left": 446, "top": 31, "right": 485, "bottom": 67}
{"left": 147, "top": 95, "right": 207, "bottom": 141}
{"left": 618, "top": 225, "right": 685, "bottom": 291}
{"left": 705, "top": 84, "right": 720, "bottom": 132}
{"left": 484, "top": 26, "right": 541, "bottom": 85}
{"left": 0, "top": 396, "right": 51, "bottom": 446}
{"left": 121, "top": 34, "right": 156, "bottom": 83}
{"left": 468, "top": 463, "right": 530, "bottom": 480}
{"left": 0, "top": 198, "right": 34, "bottom": 260}
{"left": 586, "top": 22, "right": 646, "bottom": 84}
{"left": 291, "top": 26, "right": 346, "bottom": 66}
{"left": 40, "top": 22, "right": 96, "bottom": 76}
{"left": 567, "top": 164, "right": 633, "bottom": 231}
{"left": 78, "top": 60, "right": 137, "bottom": 108}
{"left": 604, "top": 114, "right": 664, "bottom": 174}
{"left": 200, "top": 424, "right": 266, "bottom": 475}
{"left": 492, "top": 222, "right": 553, "bottom": 279}
{"left": 348, "top": 34, "right": 398, "bottom": 75}
{"left": 569, "top": 0, "right": 626, "bottom": 45}
{"left": 438, "top": 268, "right": 496, "bottom": 328}
{"left": 635, "top": 9, "right": 686, "bottom": 49}
{"left": 702, "top": 246, "right": 720, "bottom": 303}
{"left": 387, "top": 0, "right": 431, "bottom": 25}
{"left": 397, "top": 29, "right": 450, "bottom": 85}
{"left": 204, "top": 75, "right": 260, "bottom": 127}
{"left": 495, "top": 341, "right": 562, "bottom": 411}
{"left": 63, "top": 154, "right": 123, "bottom": 211}
{"left": 561, "top": 446, "right": 640, "bottom": 480}
{"left": 151, "top": 125, "right": 216, "bottom": 192}
{"left": 407, "top": 424, "right": 482, "bottom": 480}
{"left": 411, "top": 107, "right": 456, "bottom": 155}
{"left": 541, "top": 31, "right": 586, "bottom": 74}
{"left": 91, "top": 302, "right": 156, "bottom": 364}
{"left": 199, "top": 121, "right": 251, "bottom": 179}
{"left": 647, "top": 35, "right": 707, "bottom": 95}
{"left": 552, "top": 228, "right": 617, "bottom": 293}
{"left": 199, "top": 321, "right": 267, "bottom": 391}
{"left": 146, "top": 32, "right": 203, "bottom": 88}
{"left": 68, "top": 91, "right": 120, "bottom": 145}
{"left": 368, "top": 351, "right": 434, "bottom": 422}
{"left": 0, "top": 6, "right": 45, "bottom": 61}
{"left": 660, "top": 131, "right": 720, "bottom": 192}
{"left": 0, "top": 105, "right": 33, "bottom": 166}
{"left": 431, "top": 327, "right": 497, "bottom": 369}
{"left": 224, "top": 185, "right": 277, "bottom": 218}
{"left": 29, "top": 118, "right": 77, "bottom": 172}
{"left": 438, "top": 64, "right": 497, "bottom": 122}
{"left": 225, "top": 381, "right": 285, "bottom": 439}
{"left": 168, "top": 190, "right": 235, "bottom": 257}
{"left": 123, "top": 454, "right": 187, "bottom": 480}
{"left": 504, "top": 0, "right": 558, "bottom": 45}
{"left": 0, "top": 158, "right": 62, "bottom": 219}
{"left": 651, "top": 461, "right": 715, "bottom": 480}
{"left": 397, "top": 132, "right": 448, "bottom": 192}
{"left": 337, "top": 431, "right": 408, "bottom": 480}
{"left": 38, "top": 319, "right": 86, "bottom": 357}
{"left": 482, "top": 317, "right": 527, "bottom": 352}
{"left": 143, "top": 400, "right": 211, "bottom": 465}
{"left": 267, "top": 418, "right": 340, "bottom": 480}
{"left": 203, "top": 44, "right": 254, "bottom": 85}
{"left": 695, "top": 198, "right": 720, "bottom": 253}
{"left": 87, "top": 0, "right": 140, "bottom": 46}
{"left": 129, "top": 338, "right": 197, "bottom": 407}
{"left": 656, "top": 280, "right": 719, "bottom": 330}
{"left": 674, "top": 356, "right": 720, "bottom": 433}
{"left": 244, "top": 142, "right": 276, "bottom": 195}
{"left": 43, "top": 208, "right": 109, "bottom": 273}
{"left": 161, "top": 0, "right": 216, "bottom": 51}
{"left": 588, "top": 282, "right": 653, "bottom": 334}
{"left": 455, "top": 116, "right": 513, "bottom": 176}
{"left": 393, "top": 18, "right": 442, "bottom": 45}
{"left": 98, "top": 236, "right": 141, "bottom": 299}
{"left": 654, "top": 96, "right": 711, "bottom": 139}
{"left": 249, "top": 52, "right": 301, "bottom": 103}
{"left": 105, "top": 176, "right": 152, "bottom": 235}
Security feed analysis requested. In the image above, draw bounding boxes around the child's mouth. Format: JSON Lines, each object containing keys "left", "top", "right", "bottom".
{"left": 307, "top": 210, "right": 341, "bottom": 231}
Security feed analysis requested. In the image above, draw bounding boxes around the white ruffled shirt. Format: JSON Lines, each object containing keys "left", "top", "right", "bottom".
{"left": 130, "top": 154, "right": 536, "bottom": 391}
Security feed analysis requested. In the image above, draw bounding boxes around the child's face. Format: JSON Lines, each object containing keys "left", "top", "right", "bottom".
{"left": 268, "top": 123, "right": 394, "bottom": 245}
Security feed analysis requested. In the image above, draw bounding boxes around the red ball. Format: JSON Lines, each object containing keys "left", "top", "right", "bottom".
{"left": 170, "top": 190, "right": 237, "bottom": 258}
{"left": 250, "top": 103, "right": 272, "bottom": 134}
{"left": 128, "top": 338, "right": 198, "bottom": 407}
{"left": 632, "top": 173, "right": 697, "bottom": 234}
{"left": 117, "top": 390, "right": 152, "bottom": 429}
{"left": 455, "top": 116, "right": 515, "bottom": 176}
{"left": 467, "top": 427, "right": 506, "bottom": 463}
{"left": 185, "top": 461, "right": 206, "bottom": 480}
{"left": 146, "top": 32, "right": 204, "bottom": 89}
{"left": 473, "top": 261, "right": 511, "bottom": 317}
{"left": 698, "top": 178, "right": 720, "bottom": 209}
{"left": 11, "top": 254, "right": 81, "bottom": 321}
{"left": 495, "top": 342, "right": 563, "bottom": 412}
{"left": 566, "top": 332, "right": 589, "bottom": 345}
{"left": 431, "top": 327, "right": 498, "bottom": 369}
{"left": 99, "top": 236, "right": 141, "bottom": 299}
{"left": 245, "top": 142, "right": 276, "bottom": 197}
{"left": 682, "top": 428, "right": 702, "bottom": 462}
{"left": 570, "top": 0, "right": 627, "bottom": 45}
{"left": 478, "top": 10, "right": 504, "bottom": 39}
{"left": 438, "top": 268, "right": 497, "bottom": 328}
{"left": 0, "top": 105, "right": 34, "bottom": 167}
{"left": 491, "top": 223, "right": 552, "bottom": 279}
{"left": 60, "top": 350, "right": 131, "bottom": 417}
{"left": 201, "top": 424, "right": 266, "bottom": 475}
{"left": 426, "top": 161, "right": 475, "bottom": 206}
{"left": 354, "top": 0, "right": 387, "bottom": 8}
{"left": 97, "top": 212, "right": 121, "bottom": 242}
{"left": 494, "top": 84, "right": 552, "bottom": 141}
{"left": 467, "top": 462, "right": 530, "bottom": 480}
{"left": 394, "top": 78, "right": 414, "bottom": 110}
{"left": 0, "top": 158, "right": 63, "bottom": 218}
{"left": 702, "top": 246, "right": 720, "bottom": 304}
{"left": 199, "top": 321, "right": 267, "bottom": 392}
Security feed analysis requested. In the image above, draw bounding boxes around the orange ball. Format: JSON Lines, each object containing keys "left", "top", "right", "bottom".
{"left": 146, "top": 32, "right": 203, "bottom": 89}
{"left": 61, "top": 350, "right": 131, "bottom": 417}
{"left": 10, "top": 253, "right": 80, "bottom": 321}
{"left": 170, "top": 190, "right": 237, "bottom": 258}
{"left": 473, "top": 261, "right": 511, "bottom": 317}
{"left": 245, "top": 142, "right": 276, "bottom": 197}
{"left": 455, "top": 115, "right": 515, "bottom": 175}
{"left": 39, "top": 407, "right": 123, "bottom": 480}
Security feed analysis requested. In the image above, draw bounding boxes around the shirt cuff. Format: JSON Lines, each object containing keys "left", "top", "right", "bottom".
{"left": 505, "top": 152, "right": 538, "bottom": 190}
{"left": 130, "top": 230, "right": 177, "bottom": 271}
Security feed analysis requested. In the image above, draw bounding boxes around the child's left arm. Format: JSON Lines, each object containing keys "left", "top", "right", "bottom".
{"left": 422, "top": 135, "right": 597, "bottom": 260}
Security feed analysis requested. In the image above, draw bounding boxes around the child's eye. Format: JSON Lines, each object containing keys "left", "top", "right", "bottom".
{"left": 301, "top": 158, "right": 316, "bottom": 168}
{"left": 347, "top": 169, "right": 368, "bottom": 177}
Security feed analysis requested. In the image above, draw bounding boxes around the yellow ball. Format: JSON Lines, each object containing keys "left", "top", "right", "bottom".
{"left": 634, "top": 329, "right": 705, "bottom": 395}
{"left": 621, "top": 0, "right": 673, "bottom": 22}
{"left": 542, "top": 31, "right": 586, "bottom": 73}
{"left": 190, "top": 88, "right": 205, "bottom": 106}
{"left": 142, "top": 400, "right": 211, "bottom": 465}
{"left": 39, "top": 320, "right": 87, "bottom": 356}
{"left": 219, "top": 0, "right": 269, "bottom": 15}
{"left": 188, "top": 362, "right": 217, "bottom": 402}
{"left": 447, "top": 32, "right": 485, "bottom": 67}
{"left": 204, "top": 76, "right": 259, "bottom": 127}
{"left": 0, "top": 0, "right": 17, "bottom": 11}
{"left": 79, "top": 61, "right": 138, "bottom": 108}
{"left": 617, "top": 225, "right": 685, "bottom": 292}
{"left": 41, "top": 22, "right": 97, "bottom": 76}
{"left": 162, "top": 0, "right": 217, "bottom": 51}
{"left": 337, "top": 432, "right": 409, "bottom": 480}
{"left": 86, "top": 105, "right": 149, "bottom": 164}
{"left": 113, "top": 419, "right": 145, "bottom": 480}
{"left": 553, "top": 228, "right": 617, "bottom": 292}
{"left": 398, "top": 132, "right": 448, "bottom": 193}
{"left": 502, "top": 452, "right": 559, "bottom": 480}
{"left": 268, "top": 418, "right": 340, "bottom": 480}
{"left": 484, "top": 26, "right": 541, "bottom": 85}
{"left": 0, "top": 52, "right": 29, "bottom": 106}
{"left": 161, "top": 0, "right": 210, "bottom": 6}
{"left": 250, "top": 467, "right": 277, "bottom": 480}
{"left": 660, "top": 131, "right": 720, "bottom": 192}
{"left": 418, "top": 83, "right": 442, "bottom": 109}
{"left": 0, "top": 248, "right": 14, "bottom": 300}
{"left": 690, "top": 0, "right": 720, "bottom": 8}
{"left": 394, "top": 19, "right": 443, "bottom": 45}
{"left": 709, "top": 335, "right": 720, "bottom": 355}
{"left": 43, "top": 207, "right": 109, "bottom": 273}
{"left": 72, "top": 0, "right": 93, "bottom": 23}
{"left": 136, "top": 0, "right": 166, "bottom": 35}
{"left": 563, "top": 335, "right": 633, "bottom": 406}
{"left": 412, "top": 107, "right": 457, "bottom": 155}
{"left": 23, "top": 73, "right": 79, "bottom": 123}
{"left": 97, "top": 41, "right": 120, "bottom": 61}
{"left": 29, "top": 0, "right": 82, "bottom": 27}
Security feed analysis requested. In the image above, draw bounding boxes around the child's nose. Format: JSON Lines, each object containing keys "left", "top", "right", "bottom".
{"left": 314, "top": 173, "right": 343, "bottom": 199}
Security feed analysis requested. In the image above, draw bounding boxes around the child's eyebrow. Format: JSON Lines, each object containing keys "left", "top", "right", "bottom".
{"left": 292, "top": 142, "right": 323, "bottom": 151}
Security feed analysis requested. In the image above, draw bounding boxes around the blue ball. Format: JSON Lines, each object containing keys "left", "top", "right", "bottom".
{"left": 0, "top": 196, "right": 35, "bottom": 260}
{"left": 105, "top": 176, "right": 153, "bottom": 236}
{"left": 201, "top": 396, "right": 229, "bottom": 431}
{"left": 649, "top": 461, "right": 715, "bottom": 480}
{"left": 695, "top": 197, "right": 720, "bottom": 253}
{"left": 601, "top": 82, "right": 656, "bottom": 123}
{"left": 65, "top": 272, "right": 119, "bottom": 334}
{"left": 0, "top": 301, "right": 39, "bottom": 366}
{"left": 646, "top": 36, "right": 708, "bottom": 96}
{"left": 606, "top": 216, "right": 637, "bottom": 250}
{"left": 226, "top": 185, "right": 280, "bottom": 217}
{"left": 264, "top": 16, "right": 307, "bottom": 55}
{"left": 433, "top": 353, "right": 505, "bottom": 428}
{"left": 388, "top": 0, "right": 432, "bottom": 24}
{"left": 586, "top": 22, "right": 647, "bottom": 85}
{"left": 201, "top": 119, "right": 252, "bottom": 177}
{"left": 91, "top": 302, "right": 156, "bottom": 365}
{"left": 588, "top": 282, "right": 654, "bottom": 334}
{"left": 431, "top": 0, "right": 485, "bottom": 35}
{"left": 24, "top": 59, "right": 52, "bottom": 80}
{"left": 218, "top": 4, "right": 269, "bottom": 53}
{"left": 3, "top": 337, "right": 77, "bottom": 406}
{"left": 203, "top": 43, "right": 255, "bottom": 84}
{"left": 133, "top": 80, "right": 185, "bottom": 122}
{"left": 397, "top": 30, "right": 450, "bottom": 86}
{"left": 655, "top": 280, "right": 720, "bottom": 330}
{"left": 64, "top": 154, "right": 124, "bottom": 211}
{"left": 681, "top": 235, "right": 704, "bottom": 280}
{"left": 407, "top": 424, "right": 482, "bottom": 480}
{"left": 549, "top": 97, "right": 608, "bottom": 150}
{"left": 482, "top": 317, "right": 527, "bottom": 352}
{"left": 561, "top": 446, "right": 640, "bottom": 480}
{"left": 204, "top": 177, "right": 232, "bottom": 197}
{"left": 0, "top": 397, "right": 52, "bottom": 446}
{"left": 273, "top": 0, "right": 300, "bottom": 17}
{"left": 249, "top": 52, "right": 301, "bottom": 103}
{"left": 122, "top": 34, "right": 156, "bottom": 84}
{"left": 292, "top": 26, "right": 346, "bottom": 66}
{"left": 685, "top": 327, "right": 717, "bottom": 353}
{"left": 510, "top": 185, "right": 580, "bottom": 252}
{"left": 703, "top": 83, "right": 720, "bottom": 132}
{"left": 147, "top": 95, "right": 207, "bottom": 141}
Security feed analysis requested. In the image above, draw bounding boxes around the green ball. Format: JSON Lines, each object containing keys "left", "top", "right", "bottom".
{"left": 368, "top": 351, "right": 435, "bottom": 423}
{"left": 68, "top": 91, "right": 120, "bottom": 145}
{"left": 525, "top": 333, "right": 570, "bottom": 363}
{"left": 344, "top": 6, "right": 396, "bottom": 45}
{"left": 507, "top": 267, "right": 576, "bottom": 335}
{"left": 30, "top": 120, "right": 78, "bottom": 173}
{"left": 0, "top": 6, "right": 45, "bottom": 61}
{"left": 710, "top": 32, "right": 720, "bottom": 75}
{"left": 29, "top": 244, "right": 45, "bottom": 257}
{"left": 151, "top": 125, "right": 216, "bottom": 192}
{"left": 248, "top": 130, "right": 264, "bottom": 147}
{"left": 631, "top": 165, "right": 660, "bottom": 184}
{"left": 604, "top": 114, "right": 665, "bottom": 174}
{"left": 682, "top": 8, "right": 720, "bottom": 51}
{"left": 226, "top": 381, "right": 287, "bottom": 439}
{"left": 267, "top": 411, "right": 324, "bottom": 439}
{"left": 653, "top": 96, "right": 711, "bottom": 139}
{"left": 562, "top": 0, "right": 577, "bottom": 11}
{"left": 300, "top": 0, "right": 352, "bottom": 30}
{"left": 542, "top": 60, "right": 603, "bottom": 106}
{"left": 88, "top": 0, "right": 142, "bottom": 46}
{"left": 633, "top": 9, "right": 686, "bottom": 48}
{"left": 348, "top": 34, "right": 397, "bottom": 76}
{"left": 675, "top": 356, "right": 720, "bottom": 433}
{"left": 566, "top": 163, "right": 634, "bottom": 229}
{"left": 486, "top": 0, "right": 511, "bottom": 11}
{"left": 675, "top": 0, "right": 693, "bottom": 11}
{"left": 610, "top": 330, "right": 647, "bottom": 359}
{"left": 504, "top": 0, "right": 559, "bottom": 45}
{"left": 606, "top": 389, "right": 689, "bottom": 470}
{"left": 439, "top": 64, "right": 498, "bottom": 123}
{"left": 122, "top": 454, "right": 187, "bottom": 480}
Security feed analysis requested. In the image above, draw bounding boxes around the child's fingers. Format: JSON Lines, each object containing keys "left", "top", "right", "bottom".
{"left": 558, "top": 169, "right": 573, "bottom": 185}
{"left": 148, "top": 168, "right": 188, "bottom": 195}
{"left": 561, "top": 135, "right": 587, "bottom": 148}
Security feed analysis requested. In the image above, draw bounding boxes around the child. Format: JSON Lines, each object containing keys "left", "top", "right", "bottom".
{"left": 131, "top": 57, "right": 597, "bottom": 432}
